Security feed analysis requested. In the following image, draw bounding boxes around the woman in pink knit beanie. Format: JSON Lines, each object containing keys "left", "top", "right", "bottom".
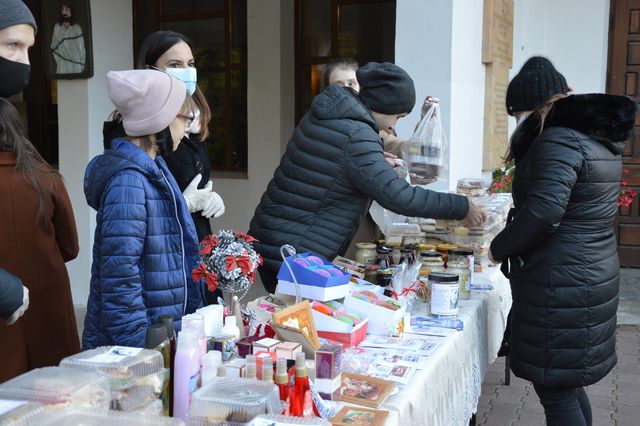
{"left": 82, "top": 69, "right": 206, "bottom": 349}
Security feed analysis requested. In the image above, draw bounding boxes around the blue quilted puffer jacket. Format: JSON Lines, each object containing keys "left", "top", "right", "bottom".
{"left": 82, "top": 139, "right": 205, "bottom": 349}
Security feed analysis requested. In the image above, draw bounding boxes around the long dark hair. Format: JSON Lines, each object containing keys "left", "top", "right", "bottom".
{"left": 136, "top": 30, "right": 212, "bottom": 141}
{"left": 0, "top": 99, "right": 60, "bottom": 224}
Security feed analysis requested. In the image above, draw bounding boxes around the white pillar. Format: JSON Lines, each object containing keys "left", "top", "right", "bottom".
{"left": 211, "top": 0, "right": 295, "bottom": 233}
{"left": 395, "top": 0, "right": 486, "bottom": 190}
{"left": 57, "top": 0, "right": 133, "bottom": 305}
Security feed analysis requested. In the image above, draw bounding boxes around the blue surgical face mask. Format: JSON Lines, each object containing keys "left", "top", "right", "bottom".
{"left": 165, "top": 67, "right": 197, "bottom": 95}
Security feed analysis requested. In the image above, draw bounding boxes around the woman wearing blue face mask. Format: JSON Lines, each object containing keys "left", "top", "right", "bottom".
{"left": 102, "top": 31, "right": 225, "bottom": 305}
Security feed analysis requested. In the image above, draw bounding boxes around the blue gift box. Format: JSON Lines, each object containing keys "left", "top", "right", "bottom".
{"left": 277, "top": 252, "right": 351, "bottom": 288}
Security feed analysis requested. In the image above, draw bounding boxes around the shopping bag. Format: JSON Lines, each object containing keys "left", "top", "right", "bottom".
{"left": 403, "top": 103, "right": 449, "bottom": 186}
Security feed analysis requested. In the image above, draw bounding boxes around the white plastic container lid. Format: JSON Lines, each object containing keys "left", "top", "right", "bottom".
{"left": 188, "top": 377, "right": 281, "bottom": 423}
{"left": 196, "top": 305, "right": 224, "bottom": 337}
{"left": 0, "top": 367, "right": 110, "bottom": 410}
{"left": 0, "top": 400, "right": 45, "bottom": 426}
{"left": 249, "top": 414, "right": 331, "bottom": 425}
{"left": 34, "top": 408, "right": 184, "bottom": 425}
{"left": 59, "top": 346, "right": 164, "bottom": 381}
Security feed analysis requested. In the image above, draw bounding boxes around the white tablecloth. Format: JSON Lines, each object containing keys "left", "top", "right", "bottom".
{"left": 377, "top": 266, "right": 511, "bottom": 426}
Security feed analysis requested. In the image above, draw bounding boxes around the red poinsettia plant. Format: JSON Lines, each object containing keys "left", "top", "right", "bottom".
{"left": 619, "top": 169, "right": 637, "bottom": 208}
{"left": 192, "top": 230, "right": 262, "bottom": 293}
{"left": 489, "top": 159, "right": 515, "bottom": 194}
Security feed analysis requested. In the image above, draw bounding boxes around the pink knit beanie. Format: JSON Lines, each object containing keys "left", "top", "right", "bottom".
{"left": 106, "top": 69, "right": 187, "bottom": 137}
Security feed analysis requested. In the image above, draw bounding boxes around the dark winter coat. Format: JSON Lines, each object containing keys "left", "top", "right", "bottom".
{"left": 249, "top": 85, "right": 469, "bottom": 291}
{"left": 490, "top": 94, "right": 637, "bottom": 387}
{"left": 0, "top": 152, "right": 79, "bottom": 382}
{"left": 83, "top": 139, "right": 205, "bottom": 349}
{"left": 103, "top": 120, "right": 213, "bottom": 240}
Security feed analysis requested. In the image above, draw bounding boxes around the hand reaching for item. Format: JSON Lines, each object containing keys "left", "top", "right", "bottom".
{"left": 421, "top": 96, "right": 440, "bottom": 119}
{"left": 463, "top": 199, "right": 488, "bottom": 228}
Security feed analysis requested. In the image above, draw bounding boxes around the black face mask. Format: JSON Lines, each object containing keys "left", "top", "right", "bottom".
{"left": 0, "top": 56, "right": 31, "bottom": 98}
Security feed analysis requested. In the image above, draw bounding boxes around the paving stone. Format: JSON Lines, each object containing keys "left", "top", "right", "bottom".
{"left": 585, "top": 385, "right": 615, "bottom": 397}
{"left": 494, "top": 388, "right": 527, "bottom": 405}
{"left": 612, "top": 413, "right": 640, "bottom": 426}
{"left": 587, "top": 394, "right": 615, "bottom": 410}
{"left": 513, "top": 413, "right": 546, "bottom": 426}
{"left": 483, "top": 371, "right": 504, "bottom": 386}
{"left": 485, "top": 401, "right": 520, "bottom": 424}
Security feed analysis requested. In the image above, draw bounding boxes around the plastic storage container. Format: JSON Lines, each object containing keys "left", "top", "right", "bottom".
{"left": 59, "top": 346, "right": 165, "bottom": 411}
{"left": 249, "top": 414, "right": 331, "bottom": 425}
{"left": 34, "top": 408, "right": 184, "bottom": 425}
{"left": 0, "top": 400, "right": 45, "bottom": 426}
{"left": 0, "top": 367, "right": 110, "bottom": 411}
{"left": 188, "top": 377, "right": 282, "bottom": 425}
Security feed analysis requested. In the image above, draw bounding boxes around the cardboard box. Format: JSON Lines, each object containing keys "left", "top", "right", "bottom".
{"left": 344, "top": 293, "right": 407, "bottom": 336}
{"left": 315, "top": 343, "right": 342, "bottom": 379}
{"left": 252, "top": 337, "right": 281, "bottom": 354}
{"left": 225, "top": 358, "right": 245, "bottom": 378}
{"left": 275, "top": 342, "right": 302, "bottom": 360}
{"left": 235, "top": 336, "right": 261, "bottom": 358}
{"left": 276, "top": 280, "right": 350, "bottom": 302}
{"left": 315, "top": 374, "right": 341, "bottom": 400}
{"left": 212, "top": 335, "right": 236, "bottom": 361}
{"left": 276, "top": 253, "right": 351, "bottom": 302}
{"left": 310, "top": 302, "right": 368, "bottom": 347}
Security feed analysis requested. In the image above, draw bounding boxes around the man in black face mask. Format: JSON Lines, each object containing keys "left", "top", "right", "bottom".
{"left": 0, "top": 0, "right": 36, "bottom": 98}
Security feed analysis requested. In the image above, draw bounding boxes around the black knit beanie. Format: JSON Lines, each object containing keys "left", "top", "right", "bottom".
{"left": 357, "top": 62, "right": 416, "bottom": 115}
{"left": 506, "top": 56, "right": 568, "bottom": 116}
{"left": 0, "top": 0, "right": 37, "bottom": 33}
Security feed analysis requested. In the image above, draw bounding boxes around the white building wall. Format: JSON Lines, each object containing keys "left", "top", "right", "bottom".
{"left": 58, "top": 0, "right": 133, "bottom": 306}
{"left": 395, "top": 0, "right": 485, "bottom": 191}
{"left": 510, "top": 0, "right": 610, "bottom": 132}
{"left": 209, "top": 0, "right": 295, "bottom": 236}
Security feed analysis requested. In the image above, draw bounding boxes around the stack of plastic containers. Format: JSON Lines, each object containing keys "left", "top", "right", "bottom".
{"left": 59, "top": 346, "right": 165, "bottom": 411}
{"left": 0, "top": 367, "right": 110, "bottom": 411}
{"left": 248, "top": 415, "right": 331, "bottom": 425}
{"left": 0, "top": 400, "right": 45, "bottom": 425}
{"left": 32, "top": 408, "right": 185, "bottom": 425}
{"left": 188, "top": 377, "right": 282, "bottom": 425}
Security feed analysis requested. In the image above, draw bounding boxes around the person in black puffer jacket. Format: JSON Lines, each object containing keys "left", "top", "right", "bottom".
{"left": 490, "top": 60, "right": 636, "bottom": 425}
{"left": 249, "top": 62, "right": 487, "bottom": 293}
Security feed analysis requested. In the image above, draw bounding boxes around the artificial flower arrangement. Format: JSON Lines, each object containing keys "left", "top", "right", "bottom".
{"left": 619, "top": 169, "right": 637, "bottom": 208}
{"left": 192, "top": 230, "right": 262, "bottom": 294}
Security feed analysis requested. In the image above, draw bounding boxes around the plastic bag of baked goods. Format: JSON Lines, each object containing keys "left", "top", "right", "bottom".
{"left": 403, "top": 103, "right": 449, "bottom": 186}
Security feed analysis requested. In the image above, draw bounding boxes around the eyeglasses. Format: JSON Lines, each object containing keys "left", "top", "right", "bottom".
{"left": 176, "top": 112, "right": 195, "bottom": 128}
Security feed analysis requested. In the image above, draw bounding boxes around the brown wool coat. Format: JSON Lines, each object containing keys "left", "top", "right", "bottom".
{"left": 0, "top": 152, "right": 80, "bottom": 382}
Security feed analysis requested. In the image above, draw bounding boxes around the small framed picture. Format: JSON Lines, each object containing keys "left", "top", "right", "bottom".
{"left": 338, "top": 373, "right": 395, "bottom": 408}
{"left": 331, "top": 406, "right": 389, "bottom": 426}
{"left": 42, "top": 0, "right": 94, "bottom": 79}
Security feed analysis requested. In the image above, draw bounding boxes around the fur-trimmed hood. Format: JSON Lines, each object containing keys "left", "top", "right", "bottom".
{"left": 510, "top": 94, "right": 637, "bottom": 160}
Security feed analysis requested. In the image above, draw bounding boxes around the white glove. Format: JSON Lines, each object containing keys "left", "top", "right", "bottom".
{"left": 182, "top": 174, "right": 212, "bottom": 213}
{"left": 201, "top": 190, "right": 225, "bottom": 218}
{"left": 6, "top": 285, "right": 29, "bottom": 325}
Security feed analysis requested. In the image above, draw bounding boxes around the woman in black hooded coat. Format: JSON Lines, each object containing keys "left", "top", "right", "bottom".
{"left": 490, "top": 93, "right": 636, "bottom": 426}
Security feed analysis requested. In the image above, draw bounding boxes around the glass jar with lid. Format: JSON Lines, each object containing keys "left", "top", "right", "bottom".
{"left": 355, "top": 242, "right": 377, "bottom": 266}
{"left": 448, "top": 248, "right": 475, "bottom": 284}
{"left": 446, "top": 260, "right": 471, "bottom": 300}
{"left": 428, "top": 272, "right": 460, "bottom": 317}
{"left": 420, "top": 251, "right": 445, "bottom": 276}
{"left": 375, "top": 246, "right": 392, "bottom": 269}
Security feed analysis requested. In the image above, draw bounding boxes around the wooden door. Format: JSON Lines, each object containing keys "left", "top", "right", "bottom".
{"left": 608, "top": 0, "right": 640, "bottom": 267}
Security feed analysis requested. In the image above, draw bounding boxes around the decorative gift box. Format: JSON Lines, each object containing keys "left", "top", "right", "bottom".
{"left": 315, "top": 343, "right": 342, "bottom": 380}
{"left": 344, "top": 291, "right": 407, "bottom": 336}
{"left": 236, "top": 336, "right": 261, "bottom": 358}
{"left": 225, "top": 358, "right": 246, "bottom": 378}
{"left": 213, "top": 335, "right": 236, "bottom": 361}
{"left": 271, "top": 301, "right": 321, "bottom": 357}
{"left": 274, "top": 341, "right": 302, "bottom": 360}
{"left": 315, "top": 374, "right": 341, "bottom": 400}
{"left": 252, "top": 337, "right": 281, "bottom": 354}
{"left": 276, "top": 252, "right": 351, "bottom": 301}
{"left": 310, "top": 301, "right": 368, "bottom": 347}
